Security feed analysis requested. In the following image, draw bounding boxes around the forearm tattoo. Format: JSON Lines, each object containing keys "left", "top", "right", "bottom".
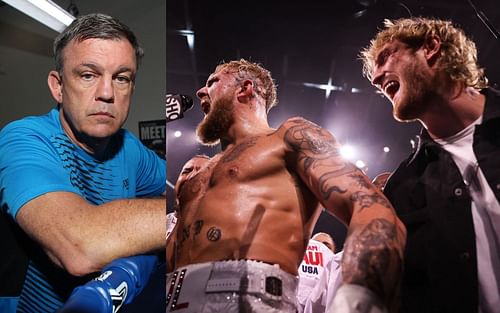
{"left": 284, "top": 118, "right": 356, "bottom": 200}
{"left": 342, "top": 218, "right": 402, "bottom": 302}
{"left": 348, "top": 173, "right": 372, "bottom": 189}
{"left": 317, "top": 172, "right": 348, "bottom": 200}
{"left": 351, "top": 191, "right": 392, "bottom": 212}
{"left": 346, "top": 174, "right": 395, "bottom": 213}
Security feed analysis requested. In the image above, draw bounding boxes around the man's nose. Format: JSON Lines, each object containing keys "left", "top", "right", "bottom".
{"left": 95, "top": 77, "right": 114, "bottom": 103}
{"left": 371, "top": 67, "right": 384, "bottom": 89}
{"left": 196, "top": 86, "right": 207, "bottom": 100}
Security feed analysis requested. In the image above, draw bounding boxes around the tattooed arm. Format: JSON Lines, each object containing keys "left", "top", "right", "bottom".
{"left": 282, "top": 117, "right": 406, "bottom": 311}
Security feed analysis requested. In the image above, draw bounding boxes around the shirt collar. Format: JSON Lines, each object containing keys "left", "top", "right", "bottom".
{"left": 408, "top": 87, "right": 500, "bottom": 164}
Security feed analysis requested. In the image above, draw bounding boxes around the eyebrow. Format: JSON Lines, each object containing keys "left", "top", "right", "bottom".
{"left": 206, "top": 76, "right": 217, "bottom": 86}
{"left": 116, "top": 65, "right": 134, "bottom": 73}
{"left": 74, "top": 63, "right": 102, "bottom": 73}
{"left": 115, "top": 66, "right": 136, "bottom": 81}
{"left": 375, "top": 47, "right": 391, "bottom": 66}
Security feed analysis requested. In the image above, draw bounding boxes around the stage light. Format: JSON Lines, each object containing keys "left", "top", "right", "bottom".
{"left": 174, "top": 130, "right": 182, "bottom": 138}
{"left": 302, "top": 77, "right": 342, "bottom": 99}
{"left": 177, "top": 29, "right": 195, "bottom": 50}
{"left": 355, "top": 160, "right": 366, "bottom": 168}
{"left": 383, "top": 146, "right": 390, "bottom": 153}
{"left": 2, "top": 0, "right": 75, "bottom": 33}
{"left": 340, "top": 145, "right": 356, "bottom": 160}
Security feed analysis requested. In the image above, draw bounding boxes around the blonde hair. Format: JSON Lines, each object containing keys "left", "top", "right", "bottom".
{"left": 360, "top": 17, "right": 487, "bottom": 89}
{"left": 215, "top": 59, "right": 278, "bottom": 112}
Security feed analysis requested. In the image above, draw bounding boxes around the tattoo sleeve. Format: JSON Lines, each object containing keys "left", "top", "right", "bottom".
{"left": 351, "top": 191, "right": 392, "bottom": 212}
{"left": 283, "top": 117, "right": 357, "bottom": 200}
{"left": 283, "top": 117, "right": 405, "bottom": 310}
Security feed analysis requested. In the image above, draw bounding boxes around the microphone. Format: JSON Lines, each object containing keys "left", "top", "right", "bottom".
{"left": 165, "top": 94, "right": 194, "bottom": 123}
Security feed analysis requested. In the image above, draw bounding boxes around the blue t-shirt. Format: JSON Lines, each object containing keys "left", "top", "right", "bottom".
{"left": 0, "top": 107, "right": 166, "bottom": 312}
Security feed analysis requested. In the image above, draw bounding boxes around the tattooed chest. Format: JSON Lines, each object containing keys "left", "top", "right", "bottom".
{"left": 175, "top": 201, "right": 226, "bottom": 259}
{"left": 209, "top": 137, "right": 282, "bottom": 184}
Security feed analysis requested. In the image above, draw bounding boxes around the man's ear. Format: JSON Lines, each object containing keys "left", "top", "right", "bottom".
{"left": 423, "top": 35, "right": 441, "bottom": 66}
{"left": 237, "top": 79, "right": 254, "bottom": 103}
{"left": 47, "top": 70, "right": 63, "bottom": 103}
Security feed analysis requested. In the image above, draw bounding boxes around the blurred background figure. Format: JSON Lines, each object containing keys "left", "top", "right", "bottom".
{"left": 297, "top": 232, "right": 343, "bottom": 313}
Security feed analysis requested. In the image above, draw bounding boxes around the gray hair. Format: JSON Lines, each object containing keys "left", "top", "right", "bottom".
{"left": 53, "top": 13, "right": 144, "bottom": 73}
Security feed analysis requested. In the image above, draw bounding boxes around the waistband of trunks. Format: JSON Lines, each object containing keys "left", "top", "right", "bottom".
{"left": 168, "top": 259, "right": 298, "bottom": 303}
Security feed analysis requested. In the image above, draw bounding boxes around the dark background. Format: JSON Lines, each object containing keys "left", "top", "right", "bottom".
{"left": 167, "top": 0, "right": 500, "bottom": 250}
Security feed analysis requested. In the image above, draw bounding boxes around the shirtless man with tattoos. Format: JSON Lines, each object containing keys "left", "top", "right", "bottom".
{"left": 166, "top": 59, "right": 406, "bottom": 313}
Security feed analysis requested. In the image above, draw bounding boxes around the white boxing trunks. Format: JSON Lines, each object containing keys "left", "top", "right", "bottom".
{"left": 166, "top": 260, "right": 298, "bottom": 313}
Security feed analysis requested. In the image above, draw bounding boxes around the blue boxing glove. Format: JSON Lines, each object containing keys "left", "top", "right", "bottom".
{"left": 59, "top": 254, "right": 158, "bottom": 313}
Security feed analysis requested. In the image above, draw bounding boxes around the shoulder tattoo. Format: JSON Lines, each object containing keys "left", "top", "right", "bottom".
{"left": 284, "top": 118, "right": 339, "bottom": 161}
{"left": 283, "top": 118, "right": 358, "bottom": 200}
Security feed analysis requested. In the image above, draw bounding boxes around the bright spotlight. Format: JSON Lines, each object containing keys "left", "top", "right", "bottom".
{"left": 340, "top": 145, "right": 356, "bottom": 160}
{"left": 355, "top": 160, "right": 366, "bottom": 168}
{"left": 383, "top": 146, "right": 390, "bottom": 153}
{"left": 174, "top": 130, "right": 182, "bottom": 138}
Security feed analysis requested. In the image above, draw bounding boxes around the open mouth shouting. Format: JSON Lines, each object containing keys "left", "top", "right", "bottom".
{"left": 383, "top": 80, "right": 400, "bottom": 101}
